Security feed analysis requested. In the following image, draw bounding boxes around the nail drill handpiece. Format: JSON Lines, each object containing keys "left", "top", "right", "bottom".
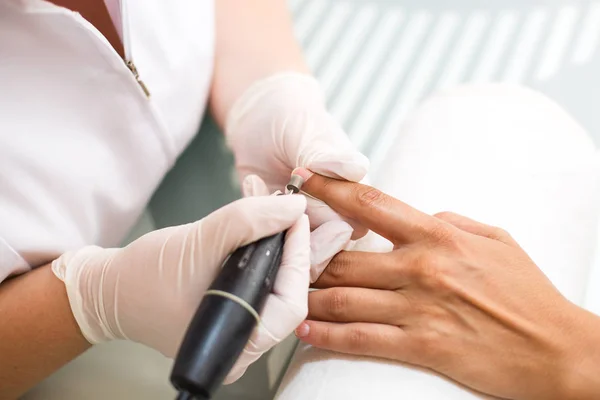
{"left": 170, "top": 175, "right": 305, "bottom": 400}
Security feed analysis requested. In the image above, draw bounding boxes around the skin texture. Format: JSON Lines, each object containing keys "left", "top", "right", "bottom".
{"left": 294, "top": 168, "right": 600, "bottom": 400}
{"left": 0, "top": 1, "right": 308, "bottom": 397}
{"left": 0, "top": 265, "right": 91, "bottom": 399}
{"left": 209, "top": 0, "right": 310, "bottom": 128}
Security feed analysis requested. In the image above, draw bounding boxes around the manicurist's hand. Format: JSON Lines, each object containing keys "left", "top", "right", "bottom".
{"left": 52, "top": 194, "right": 310, "bottom": 384}
{"left": 211, "top": 1, "right": 370, "bottom": 280}
{"left": 226, "top": 73, "right": 370, "bottom": 281}
{"left": 292, "top": 169, "right": 600, "bottom": 400}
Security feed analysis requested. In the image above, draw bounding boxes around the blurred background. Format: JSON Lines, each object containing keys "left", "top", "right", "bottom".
{"left": 142, "top": 1, "right": 600, "bottom": 398}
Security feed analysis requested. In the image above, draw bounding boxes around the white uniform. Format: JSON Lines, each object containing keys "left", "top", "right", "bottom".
{"left": 1, "top": 1, "right": 214, "bottom": 398}
{"left": 0, "top": 0, "right": 214, "bottom": 281}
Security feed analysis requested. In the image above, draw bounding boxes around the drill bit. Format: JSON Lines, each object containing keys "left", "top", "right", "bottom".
{"left": 285, "top": 173, "right": 305, "bottom": 195}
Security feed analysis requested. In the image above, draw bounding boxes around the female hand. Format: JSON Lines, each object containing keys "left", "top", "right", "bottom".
{"left": 293, "top": 169, "right": 600, "bottom": 400}
{"left": 226, "top": 73, "right": 370, "bottom": 278}
{"left": 52, "top": 194, "right": 310, "bottom": 383}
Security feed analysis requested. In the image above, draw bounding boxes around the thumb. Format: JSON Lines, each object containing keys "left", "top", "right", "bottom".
{"left": 298, "top": 113, "right": 369, "bottom": 182}
{"left": 306, "top": 144, "right": 370, "bottom": 183}
{"left": 241, "top": 174, "right": 270, "bottom": 197}
{"left": 199, "top": 195, "right": 307, "bottom": 267}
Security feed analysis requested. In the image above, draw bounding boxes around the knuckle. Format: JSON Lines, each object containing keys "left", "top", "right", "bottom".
{"left": 489, "top": 226, "right": 511, "bottom": 240}
{"left": 433, "top": 211, "right": 457, "bottom": 221}
{"left": 428, "top": 222, "right": 458, "bottom": 246}
{"left": 354, "top": 186, "right": 387, "bottom": 209}
{"left": 412, "top": 253, "right": 450, "bottom": 290}
{"left": 324, "top": 253, "right": 352, "bottom": 281}
{"left": 348, "top": 327, "right": 369, "bottom": 352}
{"left": 413, "top": 252, "right": 436, "bottom": 274}
{"left": 416, "top": 330, "right": 443, "bottom": 359}
{"left": 318, "top": 325, "right": 332, "bottom": 346}
{"left": 421, "top": 304, "right": 448, "bottom": 321}
{"left": 229, "top": 202, "right": 253, "bottom": 227}
{"left": 325, "top": 289, "right": 349, "bottom": 319}
{"left": 403, "top": 253, "right": 422, "bottom": 282}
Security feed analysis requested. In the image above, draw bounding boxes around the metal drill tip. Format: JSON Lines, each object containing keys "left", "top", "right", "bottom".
{"left": 285, "top": 174, "right": 305, "bottom": 195}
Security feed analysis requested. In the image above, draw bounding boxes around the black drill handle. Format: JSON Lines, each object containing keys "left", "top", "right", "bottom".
{"left": 170, "top": 231, "right": 286, "bottom": 399}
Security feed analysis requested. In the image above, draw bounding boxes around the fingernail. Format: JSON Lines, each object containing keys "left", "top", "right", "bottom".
{"left": 292, "top": 168, "right": 314, "bottom": 182}
{"left": 295, "top": 322, "right": 310, "bottom": 338}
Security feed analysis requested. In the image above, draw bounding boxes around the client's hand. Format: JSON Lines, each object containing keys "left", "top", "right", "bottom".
{"left": 293, "top": 169, "right": 600, "bottom": 400}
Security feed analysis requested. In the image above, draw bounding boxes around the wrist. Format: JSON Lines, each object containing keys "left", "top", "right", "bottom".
{"left": 555, "top": 304, "right": 600, "bottom": 399}
{"left": 51, "top": 246, "right": 121, "bottom": 345}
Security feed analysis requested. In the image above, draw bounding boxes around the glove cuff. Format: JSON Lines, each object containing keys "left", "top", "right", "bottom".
{"left": 52, "top": 246, "right": 120, "bottom": 345}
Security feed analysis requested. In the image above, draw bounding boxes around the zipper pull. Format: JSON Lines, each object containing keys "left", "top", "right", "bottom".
{"left": 125, "top": 60, "right": 151, "bottom": 98}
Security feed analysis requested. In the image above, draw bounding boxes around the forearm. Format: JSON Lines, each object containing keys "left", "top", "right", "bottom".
{"left": 0, "top": 264, "right": 90, "bottom": 398}
{"left": 209, "top": 0, "right": 309, "bottom": 128}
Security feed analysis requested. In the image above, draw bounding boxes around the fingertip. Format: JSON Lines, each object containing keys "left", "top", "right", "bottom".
{"left": 338, "top": 152, "right": 370, "bottom": 182}
{"left": 290, "top": 193, "right": 308, "bottom": 214}
{"left": 350, "top": 225, "right": 369, "bottom": 240}
{"left": 242, "top": 174, "right": 269, "bottom": 197}
{"left": 241, "top": 175, "right": 253, "bottom": 197}
{"left": 281, "top": 213, "right": 310, "bottom": 275}
{"left": 294, "top": 322, "right": 310, "bottom": 338}
{"left": 269, "top": 193, "right": 307, "bottom": 217}
{"left": 240, "top": 194, "right": 307, "bottom": 231}
{"left": 308, "top": 151, "right": 370, "bottom": 183}
{"left": 292, "top": 167, "right": 314, "bottom": 182}
{"left": 286, "top": 213, "right": 310, "bottom": 241}
{"left": 304, "top": 195, "right": 342, "bottom": 228}
{"left": 297, "top": 169, "right": 339, "bottom": 201}
{"left": 298, "top": 213, "right": 310, "bottom": 231}
{"left": 223, "top": 367, "right": 246, "bottom": 385}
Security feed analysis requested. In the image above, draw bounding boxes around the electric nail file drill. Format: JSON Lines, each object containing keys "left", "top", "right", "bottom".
{"left": 170, "top": 174, "right": 306, "bottom": 400}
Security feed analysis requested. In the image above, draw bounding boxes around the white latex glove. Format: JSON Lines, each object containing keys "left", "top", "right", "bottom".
{"left": 51, "top": 195, "right": 310, "bottom": 383}
{"left": 242, "top": 174, "right": 352, "bottom": 283}
{"left": 227, "top": 72, "right": 370, "bottom": 281}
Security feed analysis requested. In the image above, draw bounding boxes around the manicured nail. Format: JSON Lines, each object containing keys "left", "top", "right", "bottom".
{"left": 292, "top": 167, "right": 314, "bottom": 182}
{"left": 295, "top": 322, "right": 310, "bottom": 338}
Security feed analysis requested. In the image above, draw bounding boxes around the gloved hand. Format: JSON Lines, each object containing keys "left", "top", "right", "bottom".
{"left": 51, "top": 195, "right": 310, "bottom": 383}
{"left": 227, "top": 72, "right": 370, "bottom": 281}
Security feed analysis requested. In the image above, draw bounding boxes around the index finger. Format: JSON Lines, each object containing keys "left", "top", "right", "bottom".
{"left": 294, "top": 168, "right": 438, "bottom": 243}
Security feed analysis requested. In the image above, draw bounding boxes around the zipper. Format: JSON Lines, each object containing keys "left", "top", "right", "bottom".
{"left": 32, "top": 0, "right": 175, "bottom": 156}
{"left": 120, "top": 0, "right": 150, "bottom": 98}
{"left": 125, "top": 60, "right": 151, "bottom": 97}
{"left": 57, "top": 0, "right": 150, "bottom": 98}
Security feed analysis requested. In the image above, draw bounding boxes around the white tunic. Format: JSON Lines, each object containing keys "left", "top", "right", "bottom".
{"left": 0, "top": 0, "right": 215, "bottom": 282}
